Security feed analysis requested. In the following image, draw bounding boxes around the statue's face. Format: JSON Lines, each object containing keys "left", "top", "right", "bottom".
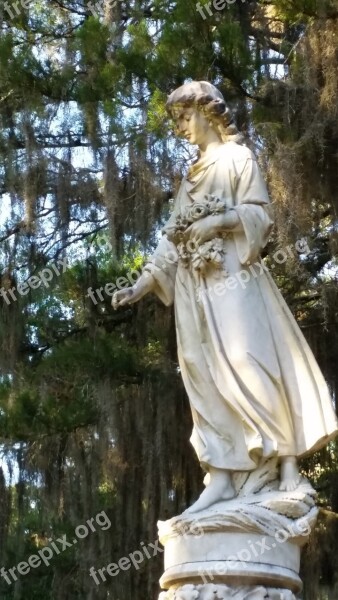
{"left": 172, "top": 106, "right": 211, "bottom": 146}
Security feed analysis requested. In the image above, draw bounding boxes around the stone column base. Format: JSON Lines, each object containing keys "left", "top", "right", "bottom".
{"left": 158, "top": 459, "right": 316, "bottom": 600}
{"left": 160, "top": 531, "right": 301, "bottom": 592}
{"left": 159, "top": 583, "right": 297, "bottom": 600}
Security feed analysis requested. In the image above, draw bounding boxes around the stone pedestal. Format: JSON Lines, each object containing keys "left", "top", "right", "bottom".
{"left": 158, "top": 459, "right": 317, "bottom": 600}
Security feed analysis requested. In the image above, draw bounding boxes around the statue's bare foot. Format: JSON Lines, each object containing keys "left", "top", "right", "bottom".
{"left": 279, "top": 456, "right": 301, "bottom": 492}
{"left": 185, "top": 468, "right": 235, "bottom": 514}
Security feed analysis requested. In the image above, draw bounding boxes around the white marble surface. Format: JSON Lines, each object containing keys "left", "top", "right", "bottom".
{"left": 114, "top": 81, "right": 338, "bottom": 515}
{"left": 159, "top": 584, "right": 297, "bottom": 600}
{"left": 148, "top": 132, "right": 337, "bottom": 474}
{"left": 112, "top": 80, "right": 334, "bottom": 599}
{"left": 158, "top": 459, "right": 311, "bottom": 597}
{"left": 159, "top": 458, "right": 317, "bottom": 543}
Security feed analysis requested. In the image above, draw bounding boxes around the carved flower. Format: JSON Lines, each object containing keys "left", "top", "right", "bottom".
{"left": 266, "top": 591, "right": 296, "bottom": 600}
{"left": 207, "top": 196, "right": 228, "bottom": 215}
{"left": 174, "top": 585, "right": 199, "bottom": 600}
{"left": 176, "top": 215, "right": 192, "bottom": 229}
{"left": 200, "top": 585, "right": 224, "bottom": 600}
{"left": 187, "top": 203, "right": 210, "bottom": 222}
{"left": 177, "top": 242, "right": 191, "bottom": 268}
{"left": 190, "top": 238, "right": 225, "bottom": 273}
{"left": 241, "top": 589, "right": 268, "bottom": 600}
{"left": 163, "top": 196, "right": 228, "bottom": 273}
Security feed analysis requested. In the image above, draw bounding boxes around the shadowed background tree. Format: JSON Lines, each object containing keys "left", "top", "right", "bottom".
{"left": 0, "top": 0, "right": 337, "bottom": 598}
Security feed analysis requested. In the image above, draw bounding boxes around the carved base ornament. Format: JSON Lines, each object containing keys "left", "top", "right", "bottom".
{"left": 159, "top": 584, "right": 297, "bottom": 600}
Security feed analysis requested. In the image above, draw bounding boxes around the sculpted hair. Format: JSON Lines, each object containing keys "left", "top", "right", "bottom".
{"left": 166, "top": 81, "right": 244, "bottom": 144}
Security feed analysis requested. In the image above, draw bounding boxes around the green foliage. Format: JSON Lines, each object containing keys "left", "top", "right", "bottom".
{"left": 272, "top": 0, "right": 336, "bottom": 22}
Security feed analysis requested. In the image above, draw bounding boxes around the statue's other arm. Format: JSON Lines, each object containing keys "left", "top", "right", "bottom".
{"left": 229, "top": 155, "right": 274, "bottom": 265}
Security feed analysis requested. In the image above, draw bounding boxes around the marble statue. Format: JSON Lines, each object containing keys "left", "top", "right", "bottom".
{"left": 113, "top": 81, "right": 338, "bottom": 599}
{"left": 113, "top": 80, "right": 337, "bottom": 514}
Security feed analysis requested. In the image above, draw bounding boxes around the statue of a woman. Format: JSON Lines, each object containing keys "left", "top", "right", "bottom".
{"left": 113, "top": 81, "right": 337, "bottom": 513}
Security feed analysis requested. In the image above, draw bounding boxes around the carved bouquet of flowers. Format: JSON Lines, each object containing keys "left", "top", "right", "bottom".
{"left": 164, "top": 194, "right": 228, "bottom": 274}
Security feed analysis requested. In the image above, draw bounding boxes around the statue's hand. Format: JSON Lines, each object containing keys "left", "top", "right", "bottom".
{"left": 184, "top": 212, "right": 240, "bottom": 245}
{"left": 184, "top": 214, "right": 224, "bottom": 246}
{"left": 112, "top": 274, "right": 155, "bottom": 309}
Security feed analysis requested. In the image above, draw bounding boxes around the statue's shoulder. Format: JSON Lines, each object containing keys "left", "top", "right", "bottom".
{"left": 220, "top": 141, "right": 255, "bottom": 164}
{"left": 218, "top": 143, "right": 257, "bottom": 181}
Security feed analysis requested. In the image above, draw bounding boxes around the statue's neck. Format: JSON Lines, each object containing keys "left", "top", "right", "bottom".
{"left": 199, "top": 140, "right": 223, "bottom": 158}
{"left": 188, "top": 144, "right": 226, "bottom": 181}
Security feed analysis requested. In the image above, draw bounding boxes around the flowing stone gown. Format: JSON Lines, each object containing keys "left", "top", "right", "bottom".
{"left": 144, "top": 141, "right": 338, "bottom": 473}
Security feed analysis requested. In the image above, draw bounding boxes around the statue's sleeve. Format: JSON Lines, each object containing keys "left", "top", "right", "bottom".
{"left": 143, "top": 212, "right": 179, "bottom": 307}
{"left": 231, "top": 156, "right": 273, "bottom": 265}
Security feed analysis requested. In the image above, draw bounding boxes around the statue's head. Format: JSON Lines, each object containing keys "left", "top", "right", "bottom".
{"left": 166, "top": 81, "right": 242, "bottom": 144}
